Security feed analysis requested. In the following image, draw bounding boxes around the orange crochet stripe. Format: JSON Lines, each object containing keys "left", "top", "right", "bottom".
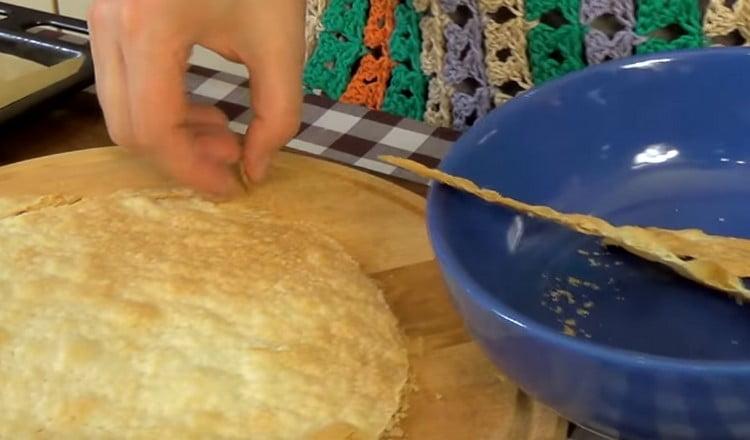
{"left": 340, "top": 54, "right": 394, "bottom": 109}
{"left": 363, "top": 0, "right": 396, "bottom": 48}
{"left": 340, "top": 0, "right": 396, "bottom": 109}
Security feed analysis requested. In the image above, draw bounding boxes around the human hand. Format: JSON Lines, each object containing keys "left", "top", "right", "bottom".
{"left": 88, "top": 0, "right": 305, "bottom": 195}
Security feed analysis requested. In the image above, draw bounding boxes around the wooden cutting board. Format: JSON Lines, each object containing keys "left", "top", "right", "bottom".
{"left": 0, "top": 146, "right": 567, "bottom": 439}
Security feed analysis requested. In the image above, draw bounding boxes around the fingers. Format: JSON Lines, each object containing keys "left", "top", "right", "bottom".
{"left": 87, "top": 0, "right": 133, "bottom": 147}
{"left": 121, "top": 26, "right": 188, "bottom": 150}
{"left": 122, "top": 33, "right": 241, "bottom": 194}
{"left": 191, "top": 124, "right": 243, "bottom": 163}
{"left": 185, "top": 105, "right": 242, "bottom": 163}
{"left": 90, "top": 1, "right": 239, "bottom": 195}
{"left": 187, "top": 104, "right": 230, "bottom": 127}
{"left": 241, "top": 72, "right": 303, "bottom": 182}
{"left": 86, "top": 0, "right": 242, "bottom": 196}
{"left": 89, "top": 0, "right": 304, "bottom": 193}
{"left": 235, "top": 2, "right": 305, "bottom": 182}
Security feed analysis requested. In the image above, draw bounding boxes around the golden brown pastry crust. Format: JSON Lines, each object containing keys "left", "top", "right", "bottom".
{"left": 381, "top": 155, "right": 750, "bottom": 300}
{"left": 0, "top": 190, "right": 408, "bottom": 439}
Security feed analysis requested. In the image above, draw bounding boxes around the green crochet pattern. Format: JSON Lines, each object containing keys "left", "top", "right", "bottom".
{"left": 526, "top": 0, "right": 579, "bottom": 23}
{"left": 389, "top": 1, "right": 422, "bottom": 73}
{"left": 526, "top": 0, "right": 585, "bottom": 84}
{"left": 635, "top": 0, "right": 705, "bottom": 54}
{"left": 383, "top": 65, "right": 428, "bottom": 120}
{"left": 382, "top": 1, "right": 428, "bottom": 120}
{"left": 322, "top": 0, "right": 369, "bottom": 40}
{"left": 303, "top": 0, "right": 369, "bottom": 99}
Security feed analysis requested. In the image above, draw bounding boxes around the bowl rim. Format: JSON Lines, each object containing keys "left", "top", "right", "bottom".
{"left": 427, "top": 46, "right": 750, "bottom": 372}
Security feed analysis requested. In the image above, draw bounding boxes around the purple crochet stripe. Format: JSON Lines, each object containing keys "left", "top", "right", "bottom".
{"left": 453, "top": 86, "right": 493, "bottom": 131}
{"left": 580, "top": 0, "right": 644, "bottom": 64}
{"left": 440, "top": 0, "right": 490, "bottom": 131}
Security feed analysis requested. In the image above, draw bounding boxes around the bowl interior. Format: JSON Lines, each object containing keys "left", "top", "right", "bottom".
{"left": 429, "top": 48, "right": 750, "bottom": 362}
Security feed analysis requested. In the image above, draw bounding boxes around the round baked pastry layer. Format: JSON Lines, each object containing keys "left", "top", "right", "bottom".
{"left": 0, "top": 190, "right": 408, "bottom": 439}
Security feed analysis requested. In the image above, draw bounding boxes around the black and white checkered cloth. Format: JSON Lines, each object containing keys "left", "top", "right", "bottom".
{"left": 184, "top": 65, "right": 459, "bottom": 185}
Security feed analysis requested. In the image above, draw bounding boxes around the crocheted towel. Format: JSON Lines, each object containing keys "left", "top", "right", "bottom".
{"left": 302, "top": 0, "right": 747, "bottom": 130}
{"left": 383, "top": 0, "right": 429, "bottom": 120}
{"left": 303, "top": 0, "right": 369, "bottom": 98}
{"left": 339, "top": 0, "right": 396, "bottom": 109}
{"left": 479, "top": 0, "right": 533, "bottom": 105}
{"left": 305, "top": 0, "right": 330, "bottom": 61}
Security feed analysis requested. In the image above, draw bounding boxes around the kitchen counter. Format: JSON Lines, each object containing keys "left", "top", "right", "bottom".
{"left": 1, "top": 92, "right": 110, "bottom": 165}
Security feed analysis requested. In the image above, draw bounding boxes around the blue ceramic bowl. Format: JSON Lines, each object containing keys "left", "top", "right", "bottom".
{"left": 428, "top": 47, "right": 750, "bottom": 440}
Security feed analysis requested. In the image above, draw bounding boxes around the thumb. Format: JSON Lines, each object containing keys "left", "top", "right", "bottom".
{"left": 229, "top": 0, "right": 305, "bottom": 183}
{"left": 242, "top": 102, "right": 301, "bottom": 182}
{"left": 241, "top": 53, "right": 303, "bottom": 183}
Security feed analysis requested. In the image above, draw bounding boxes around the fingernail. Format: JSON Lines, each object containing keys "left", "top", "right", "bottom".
{"left": 237, "top": 161, "right": 251, "bottom": 191}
